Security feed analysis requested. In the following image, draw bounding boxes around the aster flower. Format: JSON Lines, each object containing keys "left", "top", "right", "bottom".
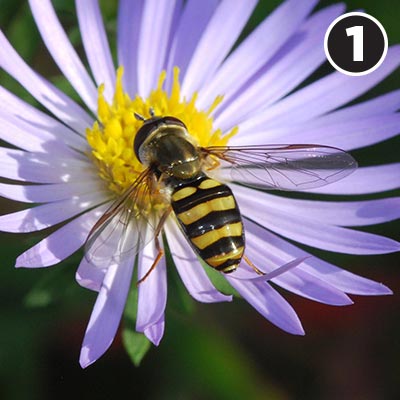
{"left": 0, "top": 0, "right": 399, "bottom": 369}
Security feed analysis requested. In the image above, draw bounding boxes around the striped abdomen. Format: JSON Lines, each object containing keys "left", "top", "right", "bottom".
{"left": 171, "top": 175, "right": 244, "bottom": 273}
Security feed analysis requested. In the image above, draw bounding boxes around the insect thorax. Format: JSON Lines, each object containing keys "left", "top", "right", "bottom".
{"left": 140, "top": 125, "right": 202, "bottom": 180}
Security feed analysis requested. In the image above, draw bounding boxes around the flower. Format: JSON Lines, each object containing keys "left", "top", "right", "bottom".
{"left": 0, "top": 0, "right": 399, "bottom": 368}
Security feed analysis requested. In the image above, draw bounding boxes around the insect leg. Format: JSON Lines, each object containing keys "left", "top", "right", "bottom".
{"left": 243, "top": 255, "right": 265, "bottom": 276}
{"left": 205, "top": 156, "right": 221, "bottom": 171}
{"left": 136, "top": 245, "right": 164, "bottom": 286}
{"left": 136, "top": 208, "right": 172, "bottom": 285}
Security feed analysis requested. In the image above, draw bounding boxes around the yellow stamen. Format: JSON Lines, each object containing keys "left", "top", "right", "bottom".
{"left": 86, "top": 66, "right": 238, "bottom": 195}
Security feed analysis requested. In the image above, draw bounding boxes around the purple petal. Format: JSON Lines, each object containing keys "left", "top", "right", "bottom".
{"left": 303, "top": 261, "right": 392, "bottom": 296}
{"left": 245, "top": 224, "right": 392, "bottom": 296}
{"left": 312, "top": 90, "right": 400, "bottom": 123}
{"left": 28, "top": 0, "right": 98, "bottom": 112}
{"left": 181, "top": 0, "right": 257, "bottom": 98}
{"left": 275, "top": 269, "right": 354, "bottom": 305}
{"left": 166, "top": 220, "right": 232, "bottom": 303}
{"left": 0, "top": 181, "right": 105, "bottom": 203}
{"left": 257, "top": 194, "right": 399, "bottom": 227}
{"left": 233, "top": 184, "right": 400, "bottom": 255}
{"left": 15, "top": 205, "right": 107, "bottom": 268}
{"left": 226, "top": 275, "right": 304, "bottom": 335}
{"left": 0, "top": 31, "right": 93, "bottom": 133}
{"left": 244, "top": 219, "right": 353, "bottom": 305}
{"left": 238, "top": 113, "right": 400, "bottom": 150}
{"left": 79, "top": 257, "right": 134, "bottom": 368}
{"left": 137, "top": 0, "right": 179, "bottom": 97}
{"left": 76, "top": 257, "right": 106, "bottom": 292}
{"left": 75, "top": 0, "right": 115, "bottom": 101}
{"left": 75, "top": 196, "right": 119, "bottom": 292}
{"left": 215, "top": 3, "right": 345, "bottom": 131}
{"left": 0, "top": 109, "right": 75, "bottom": 156}
{"left": 136, "top": 242, "right": 167, "bottom": 334}
{"left": 0, "top": 147, "right": 97, "bottom": 183}
{"left": 144, "top": 319, "right": 165, "bottom": 346}
{"left": 0, "top": 86, "right": 88, "bottom": 150}
{"left": 117, "top": 0, "right": 144, "bottom": 97}
{"left": 166, "top": 0, "right": 219, "bottom": 86}
{"left": 239, "top": 45, "right": 400, "bottom": 133}
{"left": 0, "top": 192, "right": 106, "bottom": 233}
{"left": 231, "top": 187, "right": 400, "bottom": 227}
{"left": 198, "top": 0, "right": 317, "bottom": 110}
{"left": 307, "top": 163, "right": 400, "bottom": 195}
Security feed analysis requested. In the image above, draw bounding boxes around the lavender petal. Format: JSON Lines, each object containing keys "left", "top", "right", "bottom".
{"left": 76, "top": 258, "right": 106, "bottom": 292}
{"left": 198, "top": 0, "right": 317, "bottom": 110}
{"left": 166, "top": 0, "right": 219, "bottom": 86}
{"left": 28, "top": 0, "right": 98, "bottom": 112}
{"left": 227, "top": 275, "right": 304, "bottom": 335}
{"left": 244, "top": 220, "right": 353, "bottom": 305}
{"left": 244, "top": 219, "right": 392, "bottom": 296}
{"left": 238, "top": 113, "right": 400, "bottom": 150}
{"left": 307, "top": 163, "right": 400, "bottom": 195}
{"left": 0, "top": 192, "right": 107, "bottom": 233}
{"left": 0, "top": 31, "right": 93, "bottom": 133}
{"left": 117, "top": 0, "right": 144, "bottom": 97}
{"left": 79, "top": 258, "right": 134, "bottom": 368}
{"left": 16, "top": 205, "right": 107, "bottom": 268}
{"left": 75, "top": 0, "right": 116, "bottom": 101}
{"left": 137, "top": 0, "right": 178, "bottom": 97}
{"left": 311, "top": 89, "right": 400, "bottom": 123}
{"left": 0, "top": 181, "right": 105, "bottom": 203}
{"left": 215, "top": 4, "right": 345, "bottom": 131}
{"left": 0, "top": 86, "right": 88, "bottom": 149}
{"left": 232, "top": 187, "right": 400, "bottom": 227}
{"left": 144, "top": 318, "right": 165, "bottom": 346}
{"left": 166, "top": 220, "right": 232, "bottom": 303}
{"left": 0, "top": 109, "right": 75, "bottom": 156}
{"left": 0, "top": 147, "right": 97, "bottom": 183}
{"left": 233, "top": 184, "right": 400, "bottom": 255}
{"left": 136, "top": 242, "right": 167, "bottom": 333}
{"left": 239, "top": 45, "right": 400, "bottom": 133}
{"left": 181, "top": 0, "right": 257, "bottom": 98}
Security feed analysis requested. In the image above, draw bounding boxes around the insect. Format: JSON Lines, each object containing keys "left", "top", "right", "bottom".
{"left": 85, "top": 109, "right": 357, "bottom": 283}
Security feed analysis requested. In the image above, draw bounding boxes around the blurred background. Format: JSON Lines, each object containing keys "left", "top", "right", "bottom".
{"left": 0, "top": 0, "right": 399, "bottom": 399}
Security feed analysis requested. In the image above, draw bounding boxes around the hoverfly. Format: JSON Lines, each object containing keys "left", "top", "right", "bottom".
{"left": 85, "top": 109, "right": 357, "bottom": 283}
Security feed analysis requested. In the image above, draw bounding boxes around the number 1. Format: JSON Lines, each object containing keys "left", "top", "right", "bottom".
{"left": 346, "top": 25, "right": 363, "bottom": 61}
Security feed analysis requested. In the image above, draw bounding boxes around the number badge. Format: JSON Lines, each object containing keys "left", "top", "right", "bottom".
{"left": 324, "top": 12, "right": 388, "bottom": 76}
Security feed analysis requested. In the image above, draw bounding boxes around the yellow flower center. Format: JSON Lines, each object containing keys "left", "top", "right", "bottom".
{"left": 86, "top": 66, "right": 237, "bottom": 195}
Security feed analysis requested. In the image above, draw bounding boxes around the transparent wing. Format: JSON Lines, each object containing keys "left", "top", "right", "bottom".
{"left": 203, "top": 144, "right": 357, "bottom": 191}
{"left": 84, "top": 168, "right": 162, "bottom": 267}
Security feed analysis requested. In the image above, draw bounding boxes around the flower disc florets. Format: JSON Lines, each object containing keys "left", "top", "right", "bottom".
{"left": 86, "top": 66, "right": 237, "bottom": 195}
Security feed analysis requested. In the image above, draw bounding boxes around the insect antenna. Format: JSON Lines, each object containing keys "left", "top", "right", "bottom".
{"left": 134, "top": 112, "right": 145, "bottom": 121}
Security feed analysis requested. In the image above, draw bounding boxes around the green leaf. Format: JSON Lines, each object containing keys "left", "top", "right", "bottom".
{"left": 122, "top": 329, "right": 151, "bottom": 367}
{"left": 163, "top": 315, "right": 284, "bottom": 400}
{"left": 23, "top": 264, "right": 74, "bottom": 308}
{"left": 6, "top": 3, "right": 40, "bottom": 60}
{"left": 51, "top": 75, "right": 82, "bottom": 104}
{"left": 203, "top": 260, "right": 240, "bottom": 297}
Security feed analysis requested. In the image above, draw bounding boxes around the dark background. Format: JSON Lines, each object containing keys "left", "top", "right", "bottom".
{"left": 0, "top": 1, "right": 399, "bottom": 399}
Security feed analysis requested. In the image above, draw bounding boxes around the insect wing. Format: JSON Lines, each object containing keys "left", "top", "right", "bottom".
{"left": 204, "top": 144, "right": 357, "bottom": 191}
{"left": 84, "top": 169, "right": 159, "bottom": 267}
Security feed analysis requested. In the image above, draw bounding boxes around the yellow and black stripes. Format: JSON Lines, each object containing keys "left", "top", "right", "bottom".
{"left": 171, "top": 175, "right": 244, "bottom": 273}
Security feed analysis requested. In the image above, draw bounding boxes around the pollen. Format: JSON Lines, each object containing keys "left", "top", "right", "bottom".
{"left": 86, "top": 66, "right": 237, "bottom": 195}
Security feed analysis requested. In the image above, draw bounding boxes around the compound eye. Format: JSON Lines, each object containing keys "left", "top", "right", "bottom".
{"left": 163, "top": 116, "right": 187, "bottom": 129}
{"left": 133, "top": 121, "right": 157, "bottom": 162}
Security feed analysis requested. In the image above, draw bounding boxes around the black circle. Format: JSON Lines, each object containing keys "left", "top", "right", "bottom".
{"left": 326, "top": 14, "right": 386, "bottom": 74}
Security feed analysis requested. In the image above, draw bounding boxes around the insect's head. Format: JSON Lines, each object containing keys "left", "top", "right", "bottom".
{"left": 133, "top": 109, "right": 187, "bottom": 164}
